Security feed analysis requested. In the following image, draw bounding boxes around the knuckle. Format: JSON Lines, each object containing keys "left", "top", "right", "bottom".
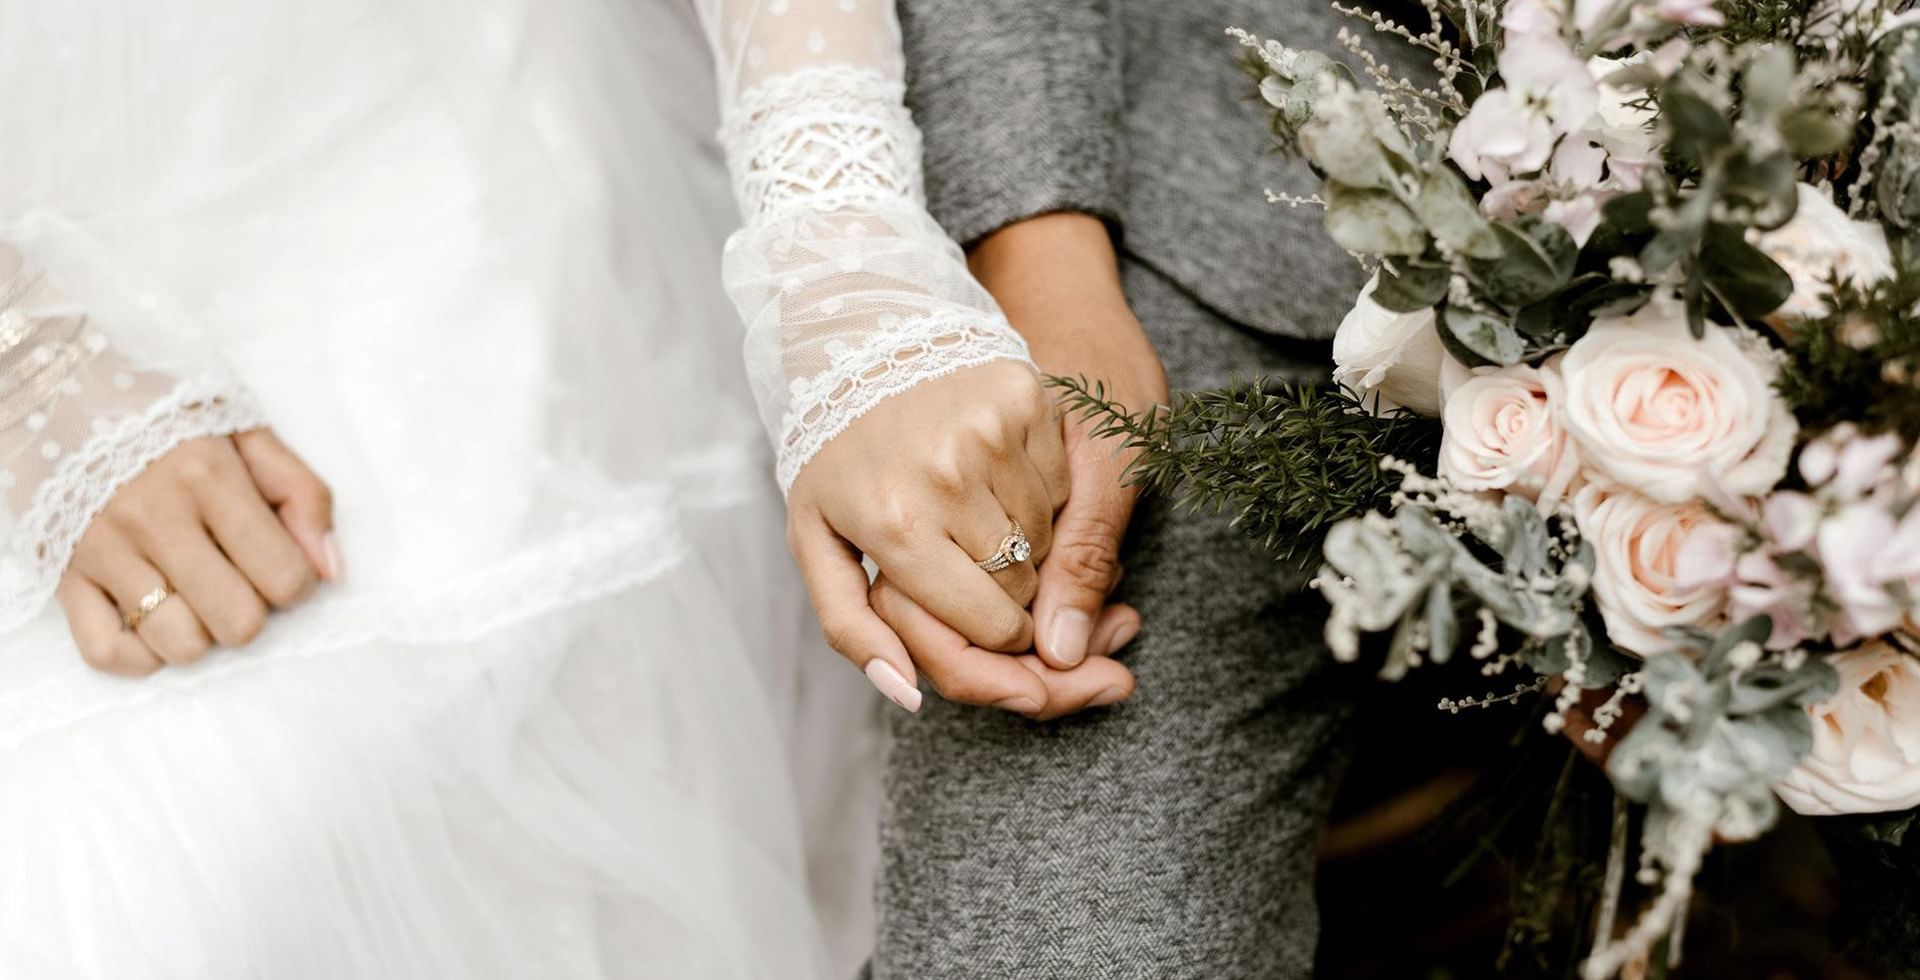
{"left": 817, "top": 616, "right": 862, "bottom": 657}
{"left": 975, "top": 610, "right": 1029, "bottom": 652}
{"left": 168, "top": 447, "right": 220, "bottom": 484}
{"left": 75, "top": 638, "right": 119, "bottom": 673}
{"left": 305, "top": 478, "right": 334, "bottom": 515}
{"left": 872, "top": 497, "right": 921, "bottom": 546}
{"left": 920, "top": 453, "right": 969, "bottom": 495}
{"left": 217, "top": 599, "right": 270, "bottom": 646}
{"left": 258, "top": 563, "right": 317, "bottom": 607}
{"left": 104, "top": 490, "right": 160, "bottom": 530}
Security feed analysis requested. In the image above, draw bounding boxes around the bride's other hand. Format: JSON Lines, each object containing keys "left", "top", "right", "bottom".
{"left": 786, "top": 359, "right": 1070, "bottom": 709}
{"left": 56, "top": 429, "right": 338, "bottom": 676}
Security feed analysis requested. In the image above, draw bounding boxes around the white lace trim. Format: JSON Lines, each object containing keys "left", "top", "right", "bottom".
{"left": 0, "top": 375, "right": 264, "bottom": 632}
{"left": 0, "top": 469, "right": 771, "bottom": 751}
{"left": 776, "top": 309, "right": 1032, "bottom": 490}
{"left": 720, "top": 65, "right": 923, "bottom": 223}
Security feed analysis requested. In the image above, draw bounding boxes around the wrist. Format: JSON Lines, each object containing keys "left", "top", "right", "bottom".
{"left": 969, "top": 213, "right": 1167, "bottom": 405}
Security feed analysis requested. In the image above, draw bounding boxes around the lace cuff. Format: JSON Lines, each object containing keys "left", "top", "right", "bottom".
{"left": 0, "top": 245, "right": 265, "bottom": 632}
{"left": 718, "top": 64, "right": 1035, "bottom": 491}
{"left": 774, "top": 310, "right": 1029, "bottom": 489}
{"left": 721, "top": 66, "right": 923, "bottom": 222}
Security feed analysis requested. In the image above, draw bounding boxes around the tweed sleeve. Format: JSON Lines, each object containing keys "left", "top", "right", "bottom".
{"left": 896, "top": 0, "right": 1127, "bottom": 247}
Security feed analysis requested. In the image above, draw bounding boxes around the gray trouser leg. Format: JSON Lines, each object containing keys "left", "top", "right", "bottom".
{"left": 867, "top": 262, "right": 1350, "bottom": 979}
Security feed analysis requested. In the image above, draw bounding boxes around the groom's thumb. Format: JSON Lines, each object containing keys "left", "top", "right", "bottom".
{"left": 1033, "top": 489, "right": 1133, "bottom": 670}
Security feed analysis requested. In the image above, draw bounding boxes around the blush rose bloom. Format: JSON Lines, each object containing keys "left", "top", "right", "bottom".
{"left": 1753, "top": 183, "right": 1895, "bottom": 320}
{"left": 1559, "top": 299, "right": 1798, "bottom": 503}
{"left": 1775, "top": 644, "right": 1920, "bottom": 816}
{"left": 1331, "top": 276, "right": 1456, "bottom": 416}
{"left": 1438, "top": 360, "right": 1583, "bottom": 510}
{"left": 1575, "top": 484, "right": 1731, "bottom": 657}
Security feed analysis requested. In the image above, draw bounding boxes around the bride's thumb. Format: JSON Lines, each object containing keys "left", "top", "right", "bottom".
{"left": 233, "top": 429, "right": 343, "bottom": 582}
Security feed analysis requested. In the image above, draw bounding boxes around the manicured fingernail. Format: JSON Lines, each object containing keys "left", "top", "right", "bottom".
{"left": 864, "top": 660, "right": 922, "bottom": 713}
{"left": 1106, "top": 620, "right": 1141, "bottom": 655}
{"left": 1088, "top": 686, "right": 1128, "bottom": 708}
{"left": 994, "top": 696, "right": 1042, "bottom": 716}
{"left": 322, "top": 532, "right": 347, "bottom": 583}
{"left": 1048, "top": 608, "right": 1093, "bottom": 667}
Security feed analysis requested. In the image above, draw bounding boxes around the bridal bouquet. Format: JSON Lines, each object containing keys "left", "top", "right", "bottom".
{"left": 1062, "top": 0, "right": 1920, "bottom": 973}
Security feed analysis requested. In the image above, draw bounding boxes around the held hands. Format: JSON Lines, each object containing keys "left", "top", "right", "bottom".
{"left": 790, "top": 212, "right": 1167, "bottom": 720}
{"left": 57, "top": 429, "right": 337, "bottom": 675}
{"left": 786, "top": 360, "right": 1133, "bottom": 717}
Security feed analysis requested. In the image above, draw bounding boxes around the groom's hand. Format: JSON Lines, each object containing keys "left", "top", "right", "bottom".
{"left": 969, "top": 212, "right": 1169, "bottom": 670}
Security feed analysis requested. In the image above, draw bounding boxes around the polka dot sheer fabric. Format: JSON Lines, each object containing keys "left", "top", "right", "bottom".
{"left": 0, "top": 238, "right": 262, "bottom": 632}
{"left": 699, "top": 0, "right": 1034, "bottom": 491}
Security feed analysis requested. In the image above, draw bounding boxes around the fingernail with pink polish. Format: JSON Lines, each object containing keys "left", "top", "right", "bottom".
{"left": 322, "top": 532, "right": 347, "bottom": 583}
{"left": 865, "top": 660, "right": 922, "bottom": 713}
{"left": 1048, "top": 609, "right": 1092, "bottom": 667}
{"left": 1088, "top": 686, "right": 1129, "bottom": 708}
{"left": 1106, "top": 620, "right": 1141, "bottom": 655}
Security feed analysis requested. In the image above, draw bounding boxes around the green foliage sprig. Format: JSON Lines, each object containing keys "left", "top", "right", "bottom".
{"left": 1047, "top": 375, "right": 1441, "bottom": 563}
{"left": 1777, "top": 276, "right": 1920, "bottom": 439}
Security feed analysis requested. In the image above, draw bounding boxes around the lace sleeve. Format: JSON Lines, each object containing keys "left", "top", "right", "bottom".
{"left": 0, "top": 235, "right": 263, "bottom": 632}
{"left": 696, "top": 0, "right": 1033, "bottom": 491}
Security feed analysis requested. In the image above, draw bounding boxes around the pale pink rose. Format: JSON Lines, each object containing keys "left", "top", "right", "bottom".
{"left": 1575, "top": 484, "right": 1732, "bottom": 657}
{"left": 1776, "top": 644, "right": 1920, "bottom": 816}
{"left": 1559, "top": 299, "right": 1798, "bottom": 503}
{"left": 1438, "top": 361, "right": 1583, "bottom": 510}
{"left": 1752, "top": 184, "right": 1895, "bottom": 320}
{"left": 1331, "top": 276, "right": 1457, "bottom": 416}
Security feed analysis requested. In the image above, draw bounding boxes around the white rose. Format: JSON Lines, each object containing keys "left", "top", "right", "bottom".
{"left": 1575, "top": 484, "right": 1731, "bottom": 657}
{"left": 1331, "top": 276, "right": 1455, "bottom": 416}
{"left": 1775, "top": 644, "right": 1920, "bottom": 815}
{"left": 1438, "top": 359, "right": 1584, "bottom": 510}
{"left": 1559, "top": 298, "right": 1798, "bottom": 502}
{"left": 1753, "top": 183, "right": 1896, "bottom": 319}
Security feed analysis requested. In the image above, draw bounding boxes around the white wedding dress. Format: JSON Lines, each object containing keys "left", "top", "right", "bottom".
{"left": 0, "top": 0, "right": 900, "bottom": 976}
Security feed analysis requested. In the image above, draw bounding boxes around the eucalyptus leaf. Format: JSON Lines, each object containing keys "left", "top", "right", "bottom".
{"left": 1324, "top": 183, "right": 1428, "bottom": 256}
{"left": 1723, "top": 152, "right": 1797, "bottom": 230}
{"left": 1700, "top": 224, "right": 1793, "bottom": 320}
{"left": 1416, "top": 166, "right": 1503, "bottom": 259}
{"left": 1579, "top": 634, "right": 1631, "bottom": 690}
{"left": 1472, "top": 217, "right": 1578, "bottom": 309}
{"left": 1663, "top": 86, "right": 1733, "bottom": 166}
{"left": 1372, "top": 258, "right": 1450, "bottom": 312}
{"left": 1740, "top": 45, "right": 1795, "bottom": 120}
{"left": 1441, "top": 305, "right": 1526, "bottom": 366}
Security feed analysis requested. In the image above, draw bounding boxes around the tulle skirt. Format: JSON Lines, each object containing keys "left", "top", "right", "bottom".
{"left": 0, "top": 0, "right": 876, "bottom": 975}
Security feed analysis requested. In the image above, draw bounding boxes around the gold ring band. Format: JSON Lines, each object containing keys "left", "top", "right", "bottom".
{"left": 124, "top": 585, "right": 172, "bottom": 632}
{"left": 975, "top": 520, "right": 1032, "bottom": 573}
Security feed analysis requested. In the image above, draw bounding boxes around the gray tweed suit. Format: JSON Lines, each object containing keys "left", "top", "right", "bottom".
{"left": 861, "top": 1, "right": 1401, "bottom": 978}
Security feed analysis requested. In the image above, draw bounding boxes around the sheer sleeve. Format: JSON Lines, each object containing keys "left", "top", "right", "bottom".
{"left": 696, "top": 0, "right": 1034, "bottom": 491}
{"left": 0, "top": 228, "right": 263, "bottom": 633}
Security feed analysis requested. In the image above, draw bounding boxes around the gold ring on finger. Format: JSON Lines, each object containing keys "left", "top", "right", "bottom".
{"left": 974, "top": 520, "right": 1031, "bottom": 573}
{"left": 123, "top": 584, "right": 173, "bottom": 632}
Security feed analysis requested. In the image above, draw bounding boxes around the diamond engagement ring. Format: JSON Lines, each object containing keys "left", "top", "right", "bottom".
{"left": 975, "top": 520, "right": 1032, "bottom": 573}
{"left": 123, "top": 584, "right": 173, "bottom": 631}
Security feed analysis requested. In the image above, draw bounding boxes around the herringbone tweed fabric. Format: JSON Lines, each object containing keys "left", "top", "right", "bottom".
{"left": 864, "top": 264, "right": 1355, "bottom": 980}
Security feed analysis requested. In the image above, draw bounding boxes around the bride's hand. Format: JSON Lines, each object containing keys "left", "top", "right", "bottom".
{"left": 785, "top": 360, "right": 1069, "bottom": 707}
{"left": 55, "top": 429, "right": 338, "bottom": 676}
